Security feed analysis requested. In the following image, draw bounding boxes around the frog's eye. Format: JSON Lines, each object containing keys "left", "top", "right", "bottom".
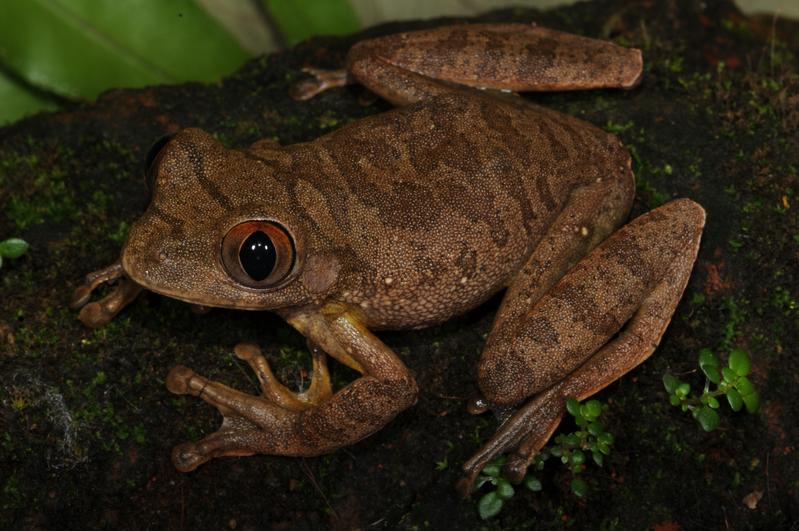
{"left": 144, "top": 134, "right": 175, "bottom": 193}
{"left": 221, "top": 221, "right": 295, "bottom": 288}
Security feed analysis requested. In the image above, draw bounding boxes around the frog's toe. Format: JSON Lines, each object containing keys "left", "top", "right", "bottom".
{"left": 171, "top": 416, "right": 269, "bottom": 472}
{"left": 171, "top": 441, "right": 206, "bottom": 472}
{"left": 289, "top": 68, "right": 350, "bottom": 101}
{"left": 232, "top": 341, "right": 332, "bottom": 411}
{"left": 165, "top": 365, "right": 196, "bottom": 395}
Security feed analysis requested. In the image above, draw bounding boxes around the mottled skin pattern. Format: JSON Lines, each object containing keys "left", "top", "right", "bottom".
{"left": 71, "top": 24, "right": 704, "bottom": 493}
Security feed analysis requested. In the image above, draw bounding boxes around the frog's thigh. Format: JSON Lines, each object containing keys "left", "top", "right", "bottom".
{"left": 478, "top": 199, "right": 705, "bottom": 406}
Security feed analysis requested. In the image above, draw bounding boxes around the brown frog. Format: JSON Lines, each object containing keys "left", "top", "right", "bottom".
{"left": 71, "top": 24, "right": 705, "bottom": 493}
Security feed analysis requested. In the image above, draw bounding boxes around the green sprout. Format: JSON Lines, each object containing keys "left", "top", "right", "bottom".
{"left": 0, "top": 238, "right": 29, "bottom": 269}
{"left": 474, "top": 397, "right": 614, "bottom": 519}
{"left": 663, "top": 348, "right": 759, "bottom": 431}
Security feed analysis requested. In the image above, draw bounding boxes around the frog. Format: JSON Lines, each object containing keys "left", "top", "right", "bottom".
{"left": 70, "top": 23, "right": 705, "bottom": 494}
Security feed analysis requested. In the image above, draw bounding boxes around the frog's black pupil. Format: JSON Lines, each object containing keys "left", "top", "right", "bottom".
{"left": 239, "top": 231, "right": 276, "bottom": 281}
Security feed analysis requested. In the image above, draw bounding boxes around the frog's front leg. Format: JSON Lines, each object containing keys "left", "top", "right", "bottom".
{"left": 69, "top": 261, "right": 144, "bottom": 327}
{"left": 458, "top": 199, "right": 705, "bottom": 494}
{"left": 165, "top": 305, "right": 417, "bottom": 472}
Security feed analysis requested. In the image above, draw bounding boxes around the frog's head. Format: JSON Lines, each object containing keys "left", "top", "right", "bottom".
{"left": 121, "top": 128, "right": 328, "bottom": 311}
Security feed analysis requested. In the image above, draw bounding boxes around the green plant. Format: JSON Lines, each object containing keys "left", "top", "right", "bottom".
{"left": 663, "top": 348, "right": 760, "bottom": 431}
{"left": 0, "top": 237, "right": 29, "bottom": 269}
{"left": 474, "top": 397, "right": 614, "bottom": 519}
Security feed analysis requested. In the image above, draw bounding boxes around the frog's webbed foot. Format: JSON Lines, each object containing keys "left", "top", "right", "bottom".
{"left": 289, "top": 67, "right": 351, "bottom": 101}
{"left": 166, "top": 341, "right": 333, "bottom": 471}
{"left": 70, "top": 261, "right": 143, "bottom": 328}
{"left": 458, "top": 199, "right": 706, "bottom": 496}
{"left": 165, "top": 310, "right": 417, "bottom": 472}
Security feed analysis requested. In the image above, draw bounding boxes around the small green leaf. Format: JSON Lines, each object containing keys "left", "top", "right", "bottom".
{"left": 570, "top": 450, "right": 586, "bottom": 466}
{"left": 472, "top": 476, "right": 491, "bottom": 491}
{"left": 525, "top": 476, "right": 542, "bottom": 492}
{"left": 597, "top": 432, "right": 614, "bottom": 446}
{"left": 0, "top": 238, "right": 30, "bottom": 258}
{"left": 721, "top": 367, "right": 738, "bottom": 383}
{"left": 694, "top": 406, "right": 720, "bottom": 431}
{"left": 563, "top": 434, "right": 580, "bottom": 447}
{"left": 698, "top": 348, "right": 719, "bottom": 368}
{"left": 669, "top": 395, "right": 681, "bottom": 406}
{"left": 704, "top": 366, "right": 721, "bottom": 384}
{"left": 587, "top": 421, "right": 603, "bottom": 436}
{"left": 477, "top": 491, "right": 504, "bottom": 520}
{"left": 581, "top": 400, "right": 603, "bottom": 420}
{"left": 495, "top": 479, "right": 515, "bottom": 500}
{"left": 592, "top": 451, "right": 604, "bottom": 467}
{"left": 742, "top": 391, "right": 760, "bottom": 413}
{"left": 728, "top": 348, "right": 751, "bottom": 376}
{"left": 706, "top": 395, "right": 720, "bottom": 409}
{"left": 736, "top": 376, "right": 756, "bottom": 397}
{"left": 676, "top": 382, "right": 691, "bottom": 398}
{"left": 570, "top": 478, "right": 589, "bottom": 497}
{"left": 699, "top": 351, "right": 721, "bottom": 384}
{"left": 598, "top": 442, "right": 611, "bottom": 455}
{"left": 726, "top": 389, "right": 743, "bottom": 411}
{"left": 663, "top": 373, "right": 680, "bottom": 393}
{"left": 482, "top": 460, "right": 502, "bottom": 477}
{"left": 566, "top": 397, "right": 581, "bottom": 417}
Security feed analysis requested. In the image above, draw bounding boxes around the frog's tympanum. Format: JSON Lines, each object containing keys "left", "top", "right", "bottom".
{"left": 71, "top": 24, "right": 705, "bottom": 493}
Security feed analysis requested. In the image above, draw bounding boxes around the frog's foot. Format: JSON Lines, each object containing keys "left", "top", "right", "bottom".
{"left": 70, "top": 261, "right": 143, "bottom": 328}
{"left": 232, "top": 341, "right": 332, "bottom": 410}
{"left": 165, "top": 342, "right": 334, "bottom": 471}
{"left": 289, "top": 68, "right": 351, "bottom": 101}
{"left": 458, "top": 199, "right": 705, "bottom": 496}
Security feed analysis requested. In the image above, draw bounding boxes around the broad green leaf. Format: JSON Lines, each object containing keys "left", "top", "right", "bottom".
{"left": 0, "top": 0, "right": 249, "bottom": 101}
{"left": 0, "top": 69, "right": 59, "bottom": 124}
{"left": 262, "top": 0, "right": 360, "bottom": 46}
{"left": 0, "top": 238, "right": 30, "bottom": 258}
{"left": 728, "top": 348, "right": 751, "bottom": 376}
{"left": 477, "top": 491, "right": 503, "bottom": 520}
{"left": 694, "top": 406, "right": 720, "bottom": 431}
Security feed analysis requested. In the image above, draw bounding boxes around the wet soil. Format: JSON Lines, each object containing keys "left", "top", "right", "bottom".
{"left": 1, "top": 0, "right": 797, "bottom": 529}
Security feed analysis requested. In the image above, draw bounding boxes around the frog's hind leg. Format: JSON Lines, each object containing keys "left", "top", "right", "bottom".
{"left": 292, "top": 24, "right": 643, "bottom": 106}
{"left": 459, "top": 199, "right": 705, "bottom": 495}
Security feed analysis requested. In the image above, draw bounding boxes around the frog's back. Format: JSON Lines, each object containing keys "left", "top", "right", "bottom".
{"left": 280, "top": 93, "right": 633, "bottom": 328}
